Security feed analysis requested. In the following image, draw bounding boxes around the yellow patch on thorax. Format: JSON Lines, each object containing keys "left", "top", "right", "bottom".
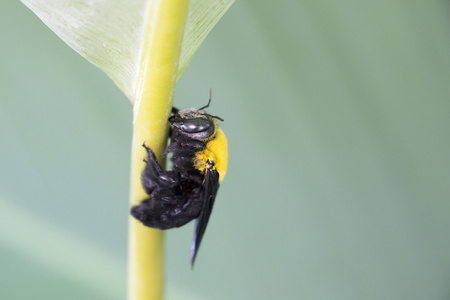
{"left": 194, "top": 128, "right": 228, "bottom": 182}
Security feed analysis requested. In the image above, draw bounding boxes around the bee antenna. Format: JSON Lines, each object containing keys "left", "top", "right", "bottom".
{"left": 198, "top": 88, "right": 212, "bottom": 111}
{"left": 212, "top": 115, "right": 224, "bottom": 122}
{"left": 200, "top": 111, "right": 224, "bottom": 122}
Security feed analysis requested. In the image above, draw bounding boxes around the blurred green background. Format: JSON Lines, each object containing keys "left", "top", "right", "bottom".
{"left": 1, "top": 0, "right": 450, "bottom": 299}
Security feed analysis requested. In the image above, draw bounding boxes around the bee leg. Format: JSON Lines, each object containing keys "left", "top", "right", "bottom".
{"left": 162, "top": 139, "right": 178, "bottom": 157}
{"left": 132, "top": 143, "right": 200, "bottom": 229}
{"left": 141, "top": 143, "right": 179, "bottom": 194}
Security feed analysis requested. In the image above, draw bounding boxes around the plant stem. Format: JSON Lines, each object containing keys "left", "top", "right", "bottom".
{"left": 127, "top": 1, "right": 189, "bottom": 299}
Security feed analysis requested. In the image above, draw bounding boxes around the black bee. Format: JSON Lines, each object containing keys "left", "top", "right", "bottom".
{"left": 131, "top": 91, "right": 228, "bottom": 266}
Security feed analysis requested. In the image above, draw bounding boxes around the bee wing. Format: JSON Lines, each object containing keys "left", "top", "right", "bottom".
{"left": 190, "top": 168, "right": 220, "bottom": 267}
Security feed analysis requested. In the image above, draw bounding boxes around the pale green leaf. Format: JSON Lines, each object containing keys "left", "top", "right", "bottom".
{"left": 20, "top": 0, "right": 234, "bottom": 102}
{"left": 178, "top": 0, "right": 234, "bottom": 78}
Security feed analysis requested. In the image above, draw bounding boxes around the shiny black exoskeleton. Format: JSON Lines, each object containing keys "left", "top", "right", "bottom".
{"left": 131, "top": 94, "right": 226, "bottom": 266}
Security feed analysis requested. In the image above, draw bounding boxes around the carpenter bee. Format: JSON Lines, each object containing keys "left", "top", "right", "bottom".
{"left": 131, "top": 90, "right": 228, "bottom": 266}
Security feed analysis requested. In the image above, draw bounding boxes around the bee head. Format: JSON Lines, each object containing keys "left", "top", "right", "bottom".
{"left": 169, "top": 90, "right": 224, "bottom": 142}
{"left": 169, "top": 108, "right": 223, "bottom": 142}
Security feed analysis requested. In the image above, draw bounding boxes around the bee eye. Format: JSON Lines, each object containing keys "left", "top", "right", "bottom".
{"left": 176, "top": 118, "right": 211, "bottom": 133}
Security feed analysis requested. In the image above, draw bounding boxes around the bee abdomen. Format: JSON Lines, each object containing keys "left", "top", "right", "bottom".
{"left": 131, "top": 190, "right": 203, "bottom": 229}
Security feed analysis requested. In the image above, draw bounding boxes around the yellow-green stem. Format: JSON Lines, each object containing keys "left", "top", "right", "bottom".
{"left": 127, "top": 1, "right": 189, "bottom": 300}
